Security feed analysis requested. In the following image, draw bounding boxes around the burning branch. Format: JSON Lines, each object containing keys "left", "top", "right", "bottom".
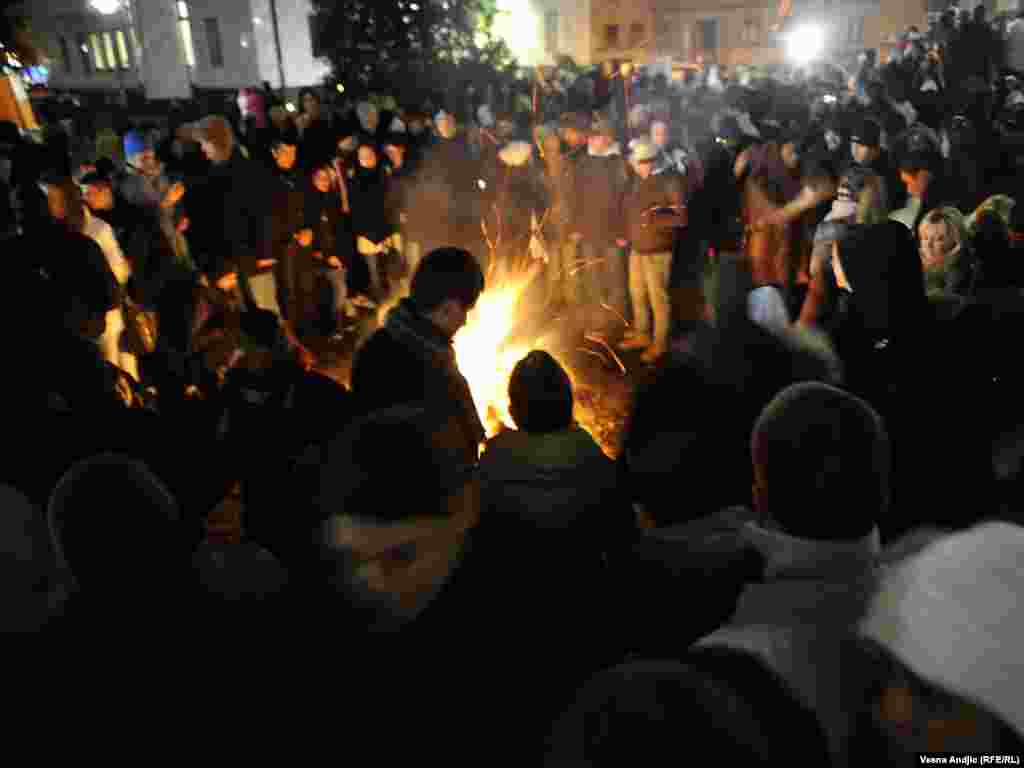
{"left": 577, "top": 347, "right": 610, "bottom": 364}
{"left": 600, "top": 303, "right": 631, "bottom": 329}
{"left": 569, "top": 258, "right": 606, "bottom": 277}
{"left": 584, "top": 333, "right": 628, "bottom": 375}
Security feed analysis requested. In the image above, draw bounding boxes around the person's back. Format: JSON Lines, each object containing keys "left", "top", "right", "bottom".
{"left": 546, "top": 657, "right": 831, "bottom": 766}
{"left": 45, "top": 453, "right": 206, "bottom": 639}
{"left": 480, "top": 351, "right": 619, "bottom": 534}
{"left": 832, "top": 222, "right": 992, "bottom": 535}
{"left": 694, "top": 382, "right": 889, "bottom": 767}
{"left": 351, "top": 247, "right": 486, "bottom": 462}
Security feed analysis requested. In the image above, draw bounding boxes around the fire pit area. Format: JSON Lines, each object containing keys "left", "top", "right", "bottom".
{"left": 317, "top": 263, "right": 644, "bottom": 460}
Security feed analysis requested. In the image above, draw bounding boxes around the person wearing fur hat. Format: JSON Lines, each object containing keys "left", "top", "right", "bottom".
{"left": 853, "top": 523, "right": 1024, "bottom": 762}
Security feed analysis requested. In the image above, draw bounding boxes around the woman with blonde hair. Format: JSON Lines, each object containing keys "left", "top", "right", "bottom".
{"left": 918, "top": 207, "right": 978, "bottom": 296}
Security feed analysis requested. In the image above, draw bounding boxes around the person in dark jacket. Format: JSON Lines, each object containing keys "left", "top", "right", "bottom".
{"left": 306, "top": 163, "right": 351, "bottom": 337}
{"left": 407, "top": 111, "right": 482, "bottom": 260}
{"left": 831, "top": 222, "right": 993, "bottom": 538}
{"left": 350, "top": 247, "right": 486, "bottom": 464}
{"left": 618, "top": 140, "right": 688, "bottom": 363}
{"left": 848, "top": 117, "right": 906, "bottom": 214}
{"left": 547, "top": 657, "right": 831, "bottom": 767}
{"left": 382, "top": 133, "right": 412, "bottom": 271}
{"left": 264, "top": 130, "right": 311, "bottom": 333}
{"left": 480, "top": 350, "right": 619, "bottom": 541}
{"left": 573, "top": 118, "right": 628, "bottom": 319}
{"left": 486, "top": 140, "right": 548, "bottom": 276}
{"left": 348, "top": 142, "right": 395, "bottom": 303}
{"left": 180, "top": 116, "right": 266, "bottom": 299}
{"left": 296, "top": 88, "right": 334, "bottom": 170}
{"left": 217, "top": 308, "right": 354, "bottom": 572}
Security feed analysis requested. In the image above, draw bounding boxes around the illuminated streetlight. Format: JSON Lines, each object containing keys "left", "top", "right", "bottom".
{"left": 336, "top": 83, "right": 346, "bottom": 93}
{"left": 785, "top": 24, "right": 825, "bottom": 67}
{"left": 90, "top": 0, "right": 123, "bottom": 14}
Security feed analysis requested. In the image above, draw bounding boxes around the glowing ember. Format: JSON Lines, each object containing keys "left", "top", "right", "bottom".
{"left": 453, "top": 264, "right": 540, "bottom": 436}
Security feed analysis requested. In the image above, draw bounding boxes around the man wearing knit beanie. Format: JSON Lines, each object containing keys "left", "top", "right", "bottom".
{"left": 856, "top": 522, "right": 1024, "bottom": 761}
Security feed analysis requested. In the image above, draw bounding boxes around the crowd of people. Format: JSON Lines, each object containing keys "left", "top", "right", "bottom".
{"left": 3, "top": 3, "right": 1024, "bottom": 762}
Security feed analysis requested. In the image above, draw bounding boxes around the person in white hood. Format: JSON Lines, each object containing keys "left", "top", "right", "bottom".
{"left": 854, "top": 522, "right": 1024, "bottom": 762}
{"left": 694, "top": 382, "right": 889, "bottom": 767}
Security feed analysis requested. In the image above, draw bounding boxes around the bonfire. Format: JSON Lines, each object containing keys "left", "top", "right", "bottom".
{"left": 451, "top": 221, "right": 631, "bottom": 458}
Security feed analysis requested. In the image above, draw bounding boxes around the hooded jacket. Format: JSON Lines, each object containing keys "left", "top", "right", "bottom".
{"left": 695, "top": 521, "right": 882, "bottom": 768}
{"left": 479, "top": 426, "right": 617, "bottom": 533}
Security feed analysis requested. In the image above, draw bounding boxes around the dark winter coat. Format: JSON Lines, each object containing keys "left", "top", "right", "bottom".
{"left": 832, "top": 222, "right": 993, "bottom": 537}
{"left": 575, "top": 150, "right": 628, "bottom": 246}
{"left": 351, "top": 298, "right": 486, "bottom": 464}
{"left": 408, "top": 135, "right": 481, "bottom": 248}
{"left": 623, "top": 170, "right": 687, "bottom": 254}
{"left": 188, "top": 150, "right": 268, "bottom": 280}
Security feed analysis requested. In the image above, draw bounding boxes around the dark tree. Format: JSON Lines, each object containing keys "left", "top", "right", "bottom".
{"left": 311, "top": 0, "right": 518, "bottom": 112}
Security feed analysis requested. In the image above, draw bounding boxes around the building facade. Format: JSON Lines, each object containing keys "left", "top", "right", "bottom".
{"left": 589, "top": 0, "right": 929, "bottom": 70}
{"left": 590, "top": 0, "right": 783, "bottom": 69}
{"left": 7, "top": 0, "right": 329, "bottom": 99}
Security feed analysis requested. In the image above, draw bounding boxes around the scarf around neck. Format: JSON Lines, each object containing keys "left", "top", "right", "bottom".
{"left": 384, "top": 299, "right": 487, "bottom": 450}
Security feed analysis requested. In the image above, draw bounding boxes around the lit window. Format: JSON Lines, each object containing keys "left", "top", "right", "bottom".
{"left": 115, "top": 29, "right": 130, "bottom": 68}
{"left": 177, "top": 1, "right": 195, "bottom": 68}
{"left": 90, "top": 33, "right": 106, "bottom": 70}
{"left": 103, "top": 32, "right": 116, "bottom": 70}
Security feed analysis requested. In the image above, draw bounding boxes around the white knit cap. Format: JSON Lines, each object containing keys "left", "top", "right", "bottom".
{"left": 860, "top": 522, "right": 1024, "bottom": 738}
{"left": 434, "top": 110, "right": 451, "bottom": 123}
{"left": 498, "top": 141, "right": 532, "bottom": 167}
{"left": 389, "top": 116, "right": 407, "bottom": 133}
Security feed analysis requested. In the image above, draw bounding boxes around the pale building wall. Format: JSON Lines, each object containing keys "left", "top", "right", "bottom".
{"left": 185, "top": 0, "right": 260, "bottom": 89}
{"left": 590, "top": 0, "right": 781, "bottom": 67}
{"left": 134, "top": 0, "right": 191, "bottom": 100}
{"left": 249, "top": 0, "right": 329, "bottom": 90}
